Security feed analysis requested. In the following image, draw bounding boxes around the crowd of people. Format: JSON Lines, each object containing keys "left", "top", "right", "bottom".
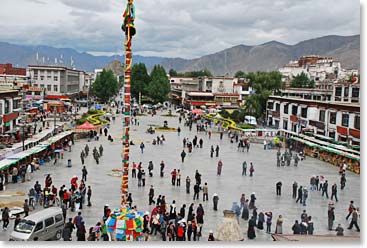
{"left": 0, "top": 104, "right": 361, "bottom": 242}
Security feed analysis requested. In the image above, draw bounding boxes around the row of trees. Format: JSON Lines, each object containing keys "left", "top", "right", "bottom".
{"left": 169, "top": 69, "right": 212, "bottom": 77}
{"left": 91, "top": 69, "right": 120, "bottom": 103}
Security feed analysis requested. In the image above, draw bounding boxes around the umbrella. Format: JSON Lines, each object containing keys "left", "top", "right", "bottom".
{"left": 191, "top": 109, "right": 204, "bottom": 115}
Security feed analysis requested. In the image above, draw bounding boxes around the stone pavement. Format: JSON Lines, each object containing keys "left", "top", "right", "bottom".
{"left": 0, "top": 108, "right": 360, "bottom": 241}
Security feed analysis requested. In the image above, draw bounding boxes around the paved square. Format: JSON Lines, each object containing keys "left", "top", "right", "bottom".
{"left": 0, "top": 108, "right": 360, "bottom": 241}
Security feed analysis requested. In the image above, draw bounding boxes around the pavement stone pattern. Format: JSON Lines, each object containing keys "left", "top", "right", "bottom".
{"left": 0, "top": 108, "right": 360, "bottom": 241}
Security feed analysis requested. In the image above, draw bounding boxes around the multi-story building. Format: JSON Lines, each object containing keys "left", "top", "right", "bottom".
{"left": 28, "top": 65, "right": 85, "bottom": 96}
{"left": 170, "top": 76, "right": 253, "bottom": 108}
{"left": 266, "top": 96, "right": 360, "bottom": 145}
{"left": 279, "top": 55, "right": 358, "bottom": 87}
{"left": 0, "top": 90, "right": 21, "bottom": 133}
{"left": 278, "top": 88, "right": 333, "bottom": 101}
{"left": 0, "top": 64, "right": 29, "bottom": 89}
{"left": 332, "top": 81, "right": 360, "bottom": 103}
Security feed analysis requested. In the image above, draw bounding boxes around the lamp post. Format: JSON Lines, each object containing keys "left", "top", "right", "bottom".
{"left": 53, "top": 106, "right": 57, "bottom": 136}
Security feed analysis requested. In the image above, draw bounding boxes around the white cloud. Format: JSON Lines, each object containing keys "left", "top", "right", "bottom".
{"left": 0, "top": 0, "right": 360, "bottom": 58}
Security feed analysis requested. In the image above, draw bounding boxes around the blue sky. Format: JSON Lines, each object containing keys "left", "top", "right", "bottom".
{"left": 0, "top": 0, "right": 360, "bottom": 58}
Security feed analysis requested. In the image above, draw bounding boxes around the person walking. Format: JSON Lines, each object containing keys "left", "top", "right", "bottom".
{"left": 82, "top": 166, "right": 88, "bottom": 182}
{"left": 257, "top": 211, "right": 265, "bottom": 230}
{"left": 276, "top": 181, "right": 282, "bottom": 196}
{"left": 340, "top": 173, "right": 346, "bottom": 190}
{"left": 186, "top": 176, "right": 191, "bottom": 194}
{"left": 149, "top": 185, "right": 155, "bottom": 205}
{"left": 87, "top": 186, "right": 92, "bottom": 207}
{"left": 275, "top": 215, "right": 283, "bottom": 234}
{"left": 331, "top": 183, "right": 338, "bottom": 202}
{"left": 132, "top": 162, "right": 137, "bottom": 178}
{"left": 176, "top": 169, "right": 181, "bottom": 186}
{"left": 231, "top": 202, "right": 241, "bottom": 224}
{"left": 203, "top": 183, "right": 209, "bottom": 201}
{"left": 265, "top": 212, "right": 273, "bottom": 233}
{"left": 292, "top": 181, "right": 298, "bottom": 199}
{"left": 171, "top": 169, "right": 177, "bottom": 186}
{"left": 160, "top": 161, "right": 165, "bottom": 177}
{"left": 247, "top": 216, "right": 256, "bottom": 239}
{"left": 199, "top": 138, "right": 203, "bottom": 148}
{"left": 217, "top": 160, "right": 223, "bottom": 176}
{"left": 348, "top": 208, "right": 360, "bottom": 232}
{"left": 140, "top": 142, "right": 145, "bottom": 154}
{"left": 296, "top": 186, "right": 303, "bottom": 204}
{"left": 302, "top": 187, "right": 308, "bottom": 206}
{"left": 210, "top": 146, "right": 214, "bottom": 158}
{"left": 215, "top": 145, "right": 220, "bottom": 157}
{"left": 23, "top": 199, "right": 30, "bottom": 217}
{"left": 99, "top": 145, "right": 103, "bottom": 157}
{"left": 148, "top": 161, "right": 154, "bottom": 177}
{"left": 196, "top": 204, "right": 205, "bottom": 236}
{"left": 307, "top": 216, "right": 314, "bottom": 235}
{"left": 213, "top": 193, "right": 219, "bottom": 211}
{"left": 322, "top": 180, "right": 329, "bottom": 198}
{"left": 2, "top": 207, "right": 10, "bottom": 230}
{"left": 249, "top": 163, "right": 254, "bottom": 177}
{"left": 181, "top": 150, "right": 186, "bottom": 163}
{"left": 241, "top": 199, "right": 250, "bottom": 220}
{"left": 328, "top": 206, "right": 335, "bottom": 231}
{"left": 346, "top": 201, "right": 355, "bottom": 220}
{"left": 193, "top": 183, "right": 200, "bottom": 200}
{"left": 242, "top": 161, "right": 247, "bottom": 176}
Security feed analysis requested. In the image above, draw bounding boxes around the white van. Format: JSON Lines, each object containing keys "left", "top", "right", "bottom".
{"left": 244, "top": 115, "right": 257, "bottom": 126}
{"left": 10, "top": 207, "right": 64, "bottom": 241}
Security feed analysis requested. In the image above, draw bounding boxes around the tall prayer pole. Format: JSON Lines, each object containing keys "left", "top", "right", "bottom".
{"left": 121, "top": 0, "right": 136, "bottom": 205}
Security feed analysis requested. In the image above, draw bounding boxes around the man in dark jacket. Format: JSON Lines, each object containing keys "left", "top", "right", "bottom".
{"left": 331, "top": 183, "right": 338, "bottom": 202}
{"left": 292, "top": 220, "right": 301, "bottom": 234}
{"left": 292, "top": 181, "right": 298, "bottom": 198}
{"left": 322, "top": 180, "right": 329, "bottom": 198}
{"left": 193, "top": 184, "right": 200, "bottom": 200}
{"left": 276, "top": 181, "right": 282, "bottom": 196}
{"left": 296, "top": 186, "right": 303, "bottom": 204}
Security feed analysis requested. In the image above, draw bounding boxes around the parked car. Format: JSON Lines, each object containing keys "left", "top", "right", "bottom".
{"left": 244, "top": 115, "right": 257, "bottom": 126}
{"left": 9, "top": 207, "right": 64, "bottom": 241}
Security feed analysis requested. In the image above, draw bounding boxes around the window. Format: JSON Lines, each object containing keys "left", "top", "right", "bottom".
{"left": 329, "top": 131, "right": 336, "bottom": 139}
{"left": 301, "top": 107, "right": 307, "bottom": 118}
{"left": 45, "top": 217, "right": 54, "bottom": 227}
{"left": 40, "top": 84, "right": 45, "bottom": 89}
{"left": 344, "top": 87, "right": 349, "bottom": 97}
{"left": 283, "top": 104, "right": 288, "bottom": 114}
{"left": 342, "top": 114, "right": 349, "bottom": 127}
{"left": 283, "top": 120, "right": 288, "bottom": 130}
{"left": 292, "top": 105, "right": 298, "bottom": 116}
{"left": 54, "top": 76, "right": 58, "bottom": 81}
{"left": 40, "top": 76, "right": 44, "bottom": 80}
{"left": 54, "top": 85, "right": 58, "bottom": 92}
{"left": 335, "top": 87, "right": 342, "bottom": 96}
{"left": 354, "top": 115, "right": 360, "bottom": 130}
{"left": 275, "top": 103, "right": 280, "bottom": 112}
{"left": 319, "top": 110, "right": 325, "bottom": 122}
{"left": 34, "top": 222, "right": 43, "bottom": 232}
{"left": 329, "top": 112, "right": 336, "bottom": 124}
{"left": 47, "top": 85, "right": 51, "bottom": 91}
{"left": 351, "top": 88, "right": 359, "bottom": 102}
{"left": 267, "top": 102, "right": 274, "bottom": 110}
{"left": 33, "top": 84, "right": 38, "bottom": 87}
{"left": 55, "top": 214, "right": 63, "bottom": 223}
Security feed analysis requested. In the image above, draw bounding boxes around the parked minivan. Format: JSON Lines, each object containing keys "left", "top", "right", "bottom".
{"left": 10, "top": 207, "right": 64, "bottom": 241}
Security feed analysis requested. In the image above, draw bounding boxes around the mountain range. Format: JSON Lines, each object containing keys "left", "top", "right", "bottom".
{"left": 0, "top": 34, "right": 359, "bottom": 76}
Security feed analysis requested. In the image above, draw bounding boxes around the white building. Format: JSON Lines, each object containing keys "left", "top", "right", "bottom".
{"left": 266, "top": 96, "right": 360, "bottom": 145}
{"left": 279, "top": 55, "right": 358, "bottom": 86}
{"left": 28, "top": 65, "right": 85, "bottom": 96}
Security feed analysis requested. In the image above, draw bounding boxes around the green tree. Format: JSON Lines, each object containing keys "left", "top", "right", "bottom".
{"left": 291, "top": 72, "right": 315, "bottom": 88}
{"left": 146, "top": 65, "right": 170, "bottom": 103}
{"left": 242, "top": 71, "right": 282, "bottom": 118}
{"left": 169, "top": 69, "right": 178, "bottom": 76}
{"left": 91, "top": 69, "right": 119, "bottom": 103}
{"left": 234, "top": 70, "right": 246, "bottom": 78}
{"left": 131, "top": 63, "right": 150, "bottom": 99}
